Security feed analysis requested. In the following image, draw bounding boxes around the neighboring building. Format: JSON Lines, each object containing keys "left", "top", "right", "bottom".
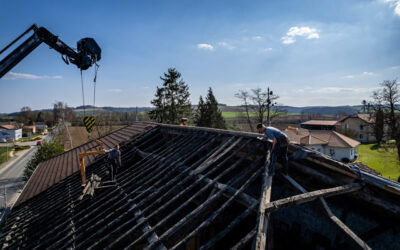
{"left": 300, "top": 120, "right": 340, "bottom": 130}
{"left": 339, "top": 114, "right": 375, "bottom": 143}
{"left": 35, "top": 123, "right": 48, "bottom": 134}
{"left": 285, "top": 127, "right": 360, "bottom": 162}
{"left": 22, "top": 125, "right": 36, "bottom": 136}
{"left": 0, "top": 125, "right": 22, "bottom": 141}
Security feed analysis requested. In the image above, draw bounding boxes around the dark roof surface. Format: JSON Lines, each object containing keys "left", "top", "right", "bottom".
{"left": 2, "top": 124, "right": 400, "bottom": 249}
{"left": 15, "top": 123, "right": 154, "bottom": 206}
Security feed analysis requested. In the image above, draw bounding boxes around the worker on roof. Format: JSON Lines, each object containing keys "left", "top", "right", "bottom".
{"left": 180, "top": 118, "right": 188, "bottom": 126}
{"left": 107, "top": 144, "right": 121, "bottom": 181}
{"left": 257, "top": 123, "right": 289, "bottom": 175}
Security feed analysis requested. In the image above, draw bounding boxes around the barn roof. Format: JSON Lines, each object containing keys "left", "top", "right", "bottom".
{"left": 1, "top": 123, "right": 400, "bottom": 249}
{"left": 15, "top": 123, "right": 155, "bottom": 206}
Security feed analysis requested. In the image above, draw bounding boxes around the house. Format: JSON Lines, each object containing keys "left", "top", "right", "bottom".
{"left": 35, "top": 123, "right": 48, "bottom": 134}
{"left": 22, "top": 125, "right": 36, "bottom": 136}
{"left": 300, "top": 120, "right": 340, "bottom": 130}
{"left": 0, "top": 125, "right": 22, "bottom": 141}
{"left": 2, "top": 123, "right": 400, "bottom": 249}
{"left": 339, "top": 114, "right": 375, "bottom": 143}
{"left": 285, "top": 127, "right": 360, "bottom": 162}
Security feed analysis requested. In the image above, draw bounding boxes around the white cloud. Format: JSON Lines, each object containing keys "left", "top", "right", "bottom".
{"left": 391, "top": 65, "right": 400, "bottom": 70}
{"left": 382, "top": 0, "right": 400, "bottom": 16}
{"left": 217, "top": 42, "right": 235, "bottom": 50}
{"left": 308, "top": 87, "right": 375, "bottom": 95}
{"left": 197, "top": 43, "right": 214, "bottom": 51}
{"left": 109, "top": 89, "right": 122, "bottom": 92}
{"left": 342, "top": 72, "right": 376, "bottom": 79}
{"left": 281, "top": 26, "right": 320, "bottom": 44}
{"left": 3, "top": 72, "right": 62, "bottom": 80}
{"left": 281, "top": 36, "right": 296, "bottom": 44}
{"left": 252, "top": 36, "right": 262, "bottom": 40}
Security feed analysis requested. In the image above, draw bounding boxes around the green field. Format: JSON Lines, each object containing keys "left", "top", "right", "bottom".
{"left": 221, "top": 112, "right": 300, "bottom": 119}
{"left": 356, "top": 143, "right": 400, "bottom": 181}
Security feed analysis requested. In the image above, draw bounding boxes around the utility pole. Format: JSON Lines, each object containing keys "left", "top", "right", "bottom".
{"left": 266, "top": 87, "right": 274, "bottom": 126}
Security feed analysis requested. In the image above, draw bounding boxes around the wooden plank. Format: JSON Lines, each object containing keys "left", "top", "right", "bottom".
{"left": 281, "top": 174, "right": 371, "bottom": 250}
{"left": 253, "top": 150, "right": 272, "bottom": 250}
{"left": 232, "top": 228, "right": 256, "bottom": 250}
{"left": 264, "top": 183, "right": 363, "bottom": 213}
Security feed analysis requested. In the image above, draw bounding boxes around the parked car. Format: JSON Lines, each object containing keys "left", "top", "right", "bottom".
{"left": 0, "top": 138, "right": 6, "bottom": 143}
{"left": 36, "top": 141, "right": 42, "bottom": 146}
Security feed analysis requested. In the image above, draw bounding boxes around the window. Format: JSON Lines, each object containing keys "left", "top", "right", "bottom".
{"left": 345, "top": 123, "right": 349, "bottom": 129}
{"left": 330, "top": 148, "right": 335, "bottom": 155}
{"left": 360, "top": 125, "right": 364, "bottom": 130}
{"left": 359, "top": 134, "right": 364, "bottom": 140}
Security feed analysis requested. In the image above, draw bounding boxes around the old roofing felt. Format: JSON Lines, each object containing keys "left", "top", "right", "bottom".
{"left": 285, "top": 128, "right": 360, "bottom": 148}
{"left": 301, "top": 120, "right": 340, "bottom": 126}
{"left": 2, "top": 124, "right": 400, "bottom": 249}
{"left": 15, "top": 123, "right": 155, "bottom": 206}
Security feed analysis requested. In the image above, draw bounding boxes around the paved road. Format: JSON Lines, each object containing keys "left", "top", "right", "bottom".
{"left": 0, "top": 125, "right": 61, "bottom": 219}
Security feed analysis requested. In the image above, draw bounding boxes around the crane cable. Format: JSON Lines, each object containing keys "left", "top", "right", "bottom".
{"left": 80, "top": 69, "right": 86, "bottom": 117}
{"left": 80, "top": 59, "right": 99, "bottom": 133}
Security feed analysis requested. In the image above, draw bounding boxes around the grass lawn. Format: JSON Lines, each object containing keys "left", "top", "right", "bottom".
{"left": 0, "top": 147, "right": 13, "bottom": 164}
{"left": 356, "top": 143, "right": 400, "bottom": 181}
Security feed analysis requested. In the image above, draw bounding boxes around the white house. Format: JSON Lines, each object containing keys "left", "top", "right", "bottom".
{"left": 284, "top": 128, "right": 360, "bottom": 162}
{"left": 0, "top": 125, "right": 22, "bottom": 141}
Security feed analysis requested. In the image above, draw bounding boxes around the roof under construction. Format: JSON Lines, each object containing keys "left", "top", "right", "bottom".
{"left": 1, "top": 123, "right": 400, "bottom": 249}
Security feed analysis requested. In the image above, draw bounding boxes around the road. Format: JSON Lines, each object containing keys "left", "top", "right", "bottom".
{"left": 0, "top": 125, "right": 62, "bottom": 219}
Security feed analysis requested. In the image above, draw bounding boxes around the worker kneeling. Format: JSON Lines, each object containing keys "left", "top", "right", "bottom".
{"left": 257, "top": 124, "right": 289, "bottom": 175}
{"left": 106, "top": 144, "right": 121, "bottom": 181}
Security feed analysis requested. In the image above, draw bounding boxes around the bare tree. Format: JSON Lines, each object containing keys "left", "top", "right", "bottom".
{"left": 235, "top": 86, "right": 285, "bottom": 130}
{"left": 235, "top": 90, "right": 254, "bottom": 132}
{"left": 373, "top": 79, "right": 400, "bottom": 160}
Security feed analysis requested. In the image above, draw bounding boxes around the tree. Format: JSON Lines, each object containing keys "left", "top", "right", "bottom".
{"left": 235, "top": 90, "right": 253, "bottom": 132}
{"left": 18, "top": 106, "right": 33, "bottom": 124}
{"left": 23, "top": 141, "right": 64, "bottom": 181}
{"left": 194, "top": 96, "right": 207, "bottom": 127}
{"left": 235, "top": 86, "right": 285, "bottom": 130}
{"left": 53, "top": 101, "right": 75, "bottom": 124}
{"left": 194, "top": 88, "right": 226, "bottom": 129}
{"left": 149, "top": 68, "right": 191, "bottom": 124}
{"left": 373, "top": 79, "right": 400, "bottom": 160}
{"left": 362, "top": 100, "right": 367, "bottom": 113}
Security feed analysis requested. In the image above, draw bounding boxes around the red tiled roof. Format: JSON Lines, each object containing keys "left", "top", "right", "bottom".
{"left": 15, "top": 123, "right": 155, "bottom": 206}
{"left": 0, "top": 125, "right": 17, "bottom": 130}
{"left": 284, "top": 128, "right": 360, "bottom": 148}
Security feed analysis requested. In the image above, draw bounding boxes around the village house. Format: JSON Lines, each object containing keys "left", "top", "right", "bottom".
{"left": 0, "top": 124, "right": 22, "bottom": 141}
{"left": 339, "top": 114, "right": 375, "bottom": 143}
{"left": 35, "top": 122, "right": 48, "bottom": 134}
{"left": 284, "top": 127, "right": 360, "bottom": 162}
{"left": 22, "top": 125, "right": 36, "bottom": 137}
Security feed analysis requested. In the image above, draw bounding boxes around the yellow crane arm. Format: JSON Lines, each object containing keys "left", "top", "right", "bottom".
{"left": 79, "top": 140, "right": 106, "bottom": 186}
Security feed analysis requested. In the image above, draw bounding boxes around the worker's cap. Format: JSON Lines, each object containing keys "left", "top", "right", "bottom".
{"left": 181, "top": 118, "right": 188, "bottom": 121}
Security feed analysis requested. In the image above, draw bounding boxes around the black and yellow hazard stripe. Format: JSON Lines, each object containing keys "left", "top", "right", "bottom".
{"left": 83, "top": 116, "right": 96, "bottom": 132}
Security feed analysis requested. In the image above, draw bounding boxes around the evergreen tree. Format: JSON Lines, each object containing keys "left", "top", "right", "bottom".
{"left": 194, "top": 96, "right": 208, "bottom": 126}
{"left": 149, "top": 68, "right": 191, "bottom": 124}
{"left": 195, "top": 88, "right": 226, "bottom": 129}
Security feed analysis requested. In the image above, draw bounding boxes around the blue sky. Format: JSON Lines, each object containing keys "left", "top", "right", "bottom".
{"left": 1, "top": 0, "right": 399, "bottom": 113}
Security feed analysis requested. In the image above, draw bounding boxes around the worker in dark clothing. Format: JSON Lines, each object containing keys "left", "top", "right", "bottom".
{"left": 257, "top": 123, "right": 289, "bottom": 175}
{"left": 107, "top": 144, "right": 121, "bottom": 181}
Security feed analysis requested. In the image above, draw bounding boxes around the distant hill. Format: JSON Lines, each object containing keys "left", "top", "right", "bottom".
{"left": 4, "top": 104, "right": 397, "bottom": 117}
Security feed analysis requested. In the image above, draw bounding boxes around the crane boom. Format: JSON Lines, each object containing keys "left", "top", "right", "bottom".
{"left": 0, "top": 24, "right": 101, "bottom": 78}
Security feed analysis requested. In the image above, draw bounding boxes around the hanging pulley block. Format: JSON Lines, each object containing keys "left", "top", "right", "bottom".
{"left": 83, "top": 115, "right": 96, "bottom": 133}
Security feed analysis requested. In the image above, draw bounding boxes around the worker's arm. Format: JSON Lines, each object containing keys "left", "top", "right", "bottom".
{"left": 118, "top": 155, "right": 122, "bottom": 167}
{"left": 272, "top": 137, "right": 277, "bottom": 150}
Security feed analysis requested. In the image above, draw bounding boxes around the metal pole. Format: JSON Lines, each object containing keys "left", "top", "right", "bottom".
{"left": 267, "top": 87, "right": 271, "bottom": 126}
{"left": 4, "top": 186, "right": 6, "bottom": 208}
